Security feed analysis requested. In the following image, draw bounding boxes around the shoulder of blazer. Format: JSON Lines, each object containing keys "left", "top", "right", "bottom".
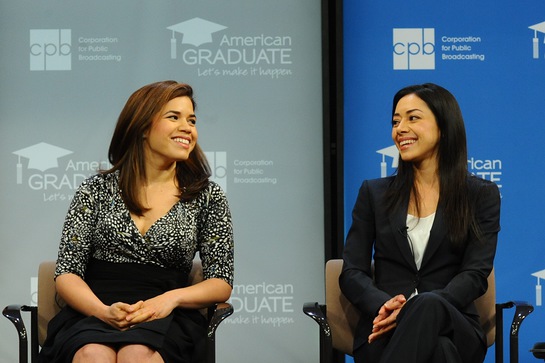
{"left": 363, "top": 176, "right": 398, "bottom": 208}
{"left": 466, "top": 173, "right": 500, "bottom": 197}
{"left": 365, "top": 176, "right": 396, "bottom": 191}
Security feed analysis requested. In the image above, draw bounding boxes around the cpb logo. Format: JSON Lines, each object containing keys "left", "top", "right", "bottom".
{"left": 393, "top": 28, "right": 435, "bottom": 70}
{"left": 204, "top": 151, "right": 227, "bottom": 192}
{"left": 30, "top": 29, "right": 72, "bottom": 71}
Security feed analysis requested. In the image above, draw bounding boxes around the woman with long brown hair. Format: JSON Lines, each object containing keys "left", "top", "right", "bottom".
{"left": 39, "top": 81, "right": 234, "bottom": 363}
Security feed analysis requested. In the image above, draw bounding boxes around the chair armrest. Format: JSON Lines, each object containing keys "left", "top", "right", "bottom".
{"left": 207, "top": 302, "right": 233, "bottom": 339}
{"left": 496, "top": 300, "right": 534, "bottom": 363}
{"left": 303, "top": 302, "right": 332, "bottom": 363}
{"left": 205, "top": 302, "right": 233, "bottom": 363}
{"left": 3, "top": 304, "right": 35, "bottom": 363}
{"left": 303, "top": 302, "right": 330, "bottom": 337}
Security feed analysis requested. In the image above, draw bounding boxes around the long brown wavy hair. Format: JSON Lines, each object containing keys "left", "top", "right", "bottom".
{"left": 103, "top": 80, "right": 211, "bottom": 215}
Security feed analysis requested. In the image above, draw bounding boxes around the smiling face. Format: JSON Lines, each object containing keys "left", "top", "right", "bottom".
{"left": 143, "top": 96, "right": 198, "bottom": 168}
{"left": 391, "top": 93, "right": 441, "bottom": 167}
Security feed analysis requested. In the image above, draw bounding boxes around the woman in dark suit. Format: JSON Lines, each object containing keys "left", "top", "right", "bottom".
{"left": 339, "top": 83, "right": 500, "bottom": 363}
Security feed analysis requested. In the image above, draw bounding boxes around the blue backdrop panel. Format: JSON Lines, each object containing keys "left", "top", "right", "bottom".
{"left": 344, "top": 1, "right": 545, "bottom": 362}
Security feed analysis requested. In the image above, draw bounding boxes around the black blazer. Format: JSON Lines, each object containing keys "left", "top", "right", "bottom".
{"left": 339, "top": 174, "right": 500, "bottom": 350}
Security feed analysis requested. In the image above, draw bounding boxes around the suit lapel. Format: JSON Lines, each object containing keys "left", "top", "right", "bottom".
{"left": 389, "top": 203, "right": 418, "bottom": 270}
{"left": 420, "top": 206, "right": 447, "bottom": 268}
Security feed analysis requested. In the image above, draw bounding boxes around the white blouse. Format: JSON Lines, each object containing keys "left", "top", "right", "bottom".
{"left": 406, "top": 212, "right": 435, "bottom": 297}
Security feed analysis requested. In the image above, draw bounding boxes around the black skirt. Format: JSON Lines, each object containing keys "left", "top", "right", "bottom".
{"left": 38, "top": 259, "right": 207, "bottom": 363}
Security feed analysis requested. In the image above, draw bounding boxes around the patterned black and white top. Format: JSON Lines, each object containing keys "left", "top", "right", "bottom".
{"left": 55, "top": 172, "right": 234, "bottom": 286}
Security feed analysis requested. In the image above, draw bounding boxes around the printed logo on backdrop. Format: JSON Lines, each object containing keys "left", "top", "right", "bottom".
{"left": 376, "top": 145, "right": 399, "bottom": 177}
{"left": 225, "top": 282, "right": 295, "bottom": 328}
{"left": 30, "top": 29, "right": 72, "bottom": 71}
{"left": 531, "top": 269, "right": 545, "bottom": 307}
{"left": 393, "top": 28, "right": 435, "bottom": 70}
{"left": 529, "top": 21, "right": 545, "bottom": 59}
{"left": 13, "top": 142, "right": 109, "bottom": 202}
{"left": 204, "top": 151, "right": 227, "bottom": 192}
{"left": 167, "top": 17, "right": 293, "bottom": 79}
{"left": 29, "top": 29, "right": 122, "bottom": 71}
{"left": 13, "top": 144, "right": 259, "bottom": 199}
{"left": 392, "top": 28, "right": 485, "bottom": 70}
{"left": 467, "top": 156, "right": 502, "bottom": 189}
{"left": 233, "top": 159, "right": 277, "bottom": 185}
{"left": 376, "top": 144, "right": 503, "bottom": 190}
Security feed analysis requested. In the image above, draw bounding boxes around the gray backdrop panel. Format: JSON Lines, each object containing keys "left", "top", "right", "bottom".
{"left": 0, "top": 1, "right": 324, "bottom": 362}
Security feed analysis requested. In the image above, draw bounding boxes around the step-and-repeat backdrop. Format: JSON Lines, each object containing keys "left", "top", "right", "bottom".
{"left": 0, "top": 1, "right": 324, "bottom": 362}
{"left": 344, "top": 1, "right": 545, "bottom": 362}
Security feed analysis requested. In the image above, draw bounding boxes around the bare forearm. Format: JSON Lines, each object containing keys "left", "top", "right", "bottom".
{"left": 123, "top": 278, "right": 232, "bottom": 325}
{"left": 168, "top": 278, "right": 232, "bottom": 309}
{"left": 56, "top": 273, "right": 137, "bottom": 330}
{"left": 55, "top": 273, "right": 108, "bottom": 318}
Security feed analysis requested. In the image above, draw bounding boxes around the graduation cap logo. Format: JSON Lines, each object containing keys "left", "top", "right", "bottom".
{"left": 529, "top": 21, "right": 545, "bottom": 59}
{"left": 532, "top": 269, "right": 545, "bottom": 306}
{"left": 376, "top": 145, "right": 400, "bottom": 178}
{"left": 167, "top": 17, "right": 227, "bottom": 59}
{"left": 13, "top": 142, "right": 73, "bottom": 184}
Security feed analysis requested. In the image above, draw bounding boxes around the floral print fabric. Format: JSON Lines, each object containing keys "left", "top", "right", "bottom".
{"left": 55, "top": 172, "right": 234, "bottom": 286}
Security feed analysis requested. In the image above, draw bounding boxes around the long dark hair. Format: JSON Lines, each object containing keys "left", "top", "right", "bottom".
{"left": 385, "top": 83, "right": 478, "bottom": 245}
{"left": 103, "top": 80, "right": 211, "bottom": 215}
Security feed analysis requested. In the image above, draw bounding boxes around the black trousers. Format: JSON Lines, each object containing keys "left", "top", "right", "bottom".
{"left": 354, "top": 292, "right": 487, "bottom": 363}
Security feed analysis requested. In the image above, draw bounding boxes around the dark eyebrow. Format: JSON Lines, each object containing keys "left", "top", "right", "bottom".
{"left": 164, "top": 110, "right": 197, "bottom": 119}
{"left": 393, "top": 108, "right": 423, "bottom": 117}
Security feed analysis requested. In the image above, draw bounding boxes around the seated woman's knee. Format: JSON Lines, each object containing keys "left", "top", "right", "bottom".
{"left": 410, "top": 292, "right": 445, "bottom": 306}
{"left": 73, "top": 343, "right": 115, "bottom": 362}
{"left": 402, "top": 292, "right": 449, "bottom": 317}
{"left": 117, "top": 344, "right": 163, "bottom": 363}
